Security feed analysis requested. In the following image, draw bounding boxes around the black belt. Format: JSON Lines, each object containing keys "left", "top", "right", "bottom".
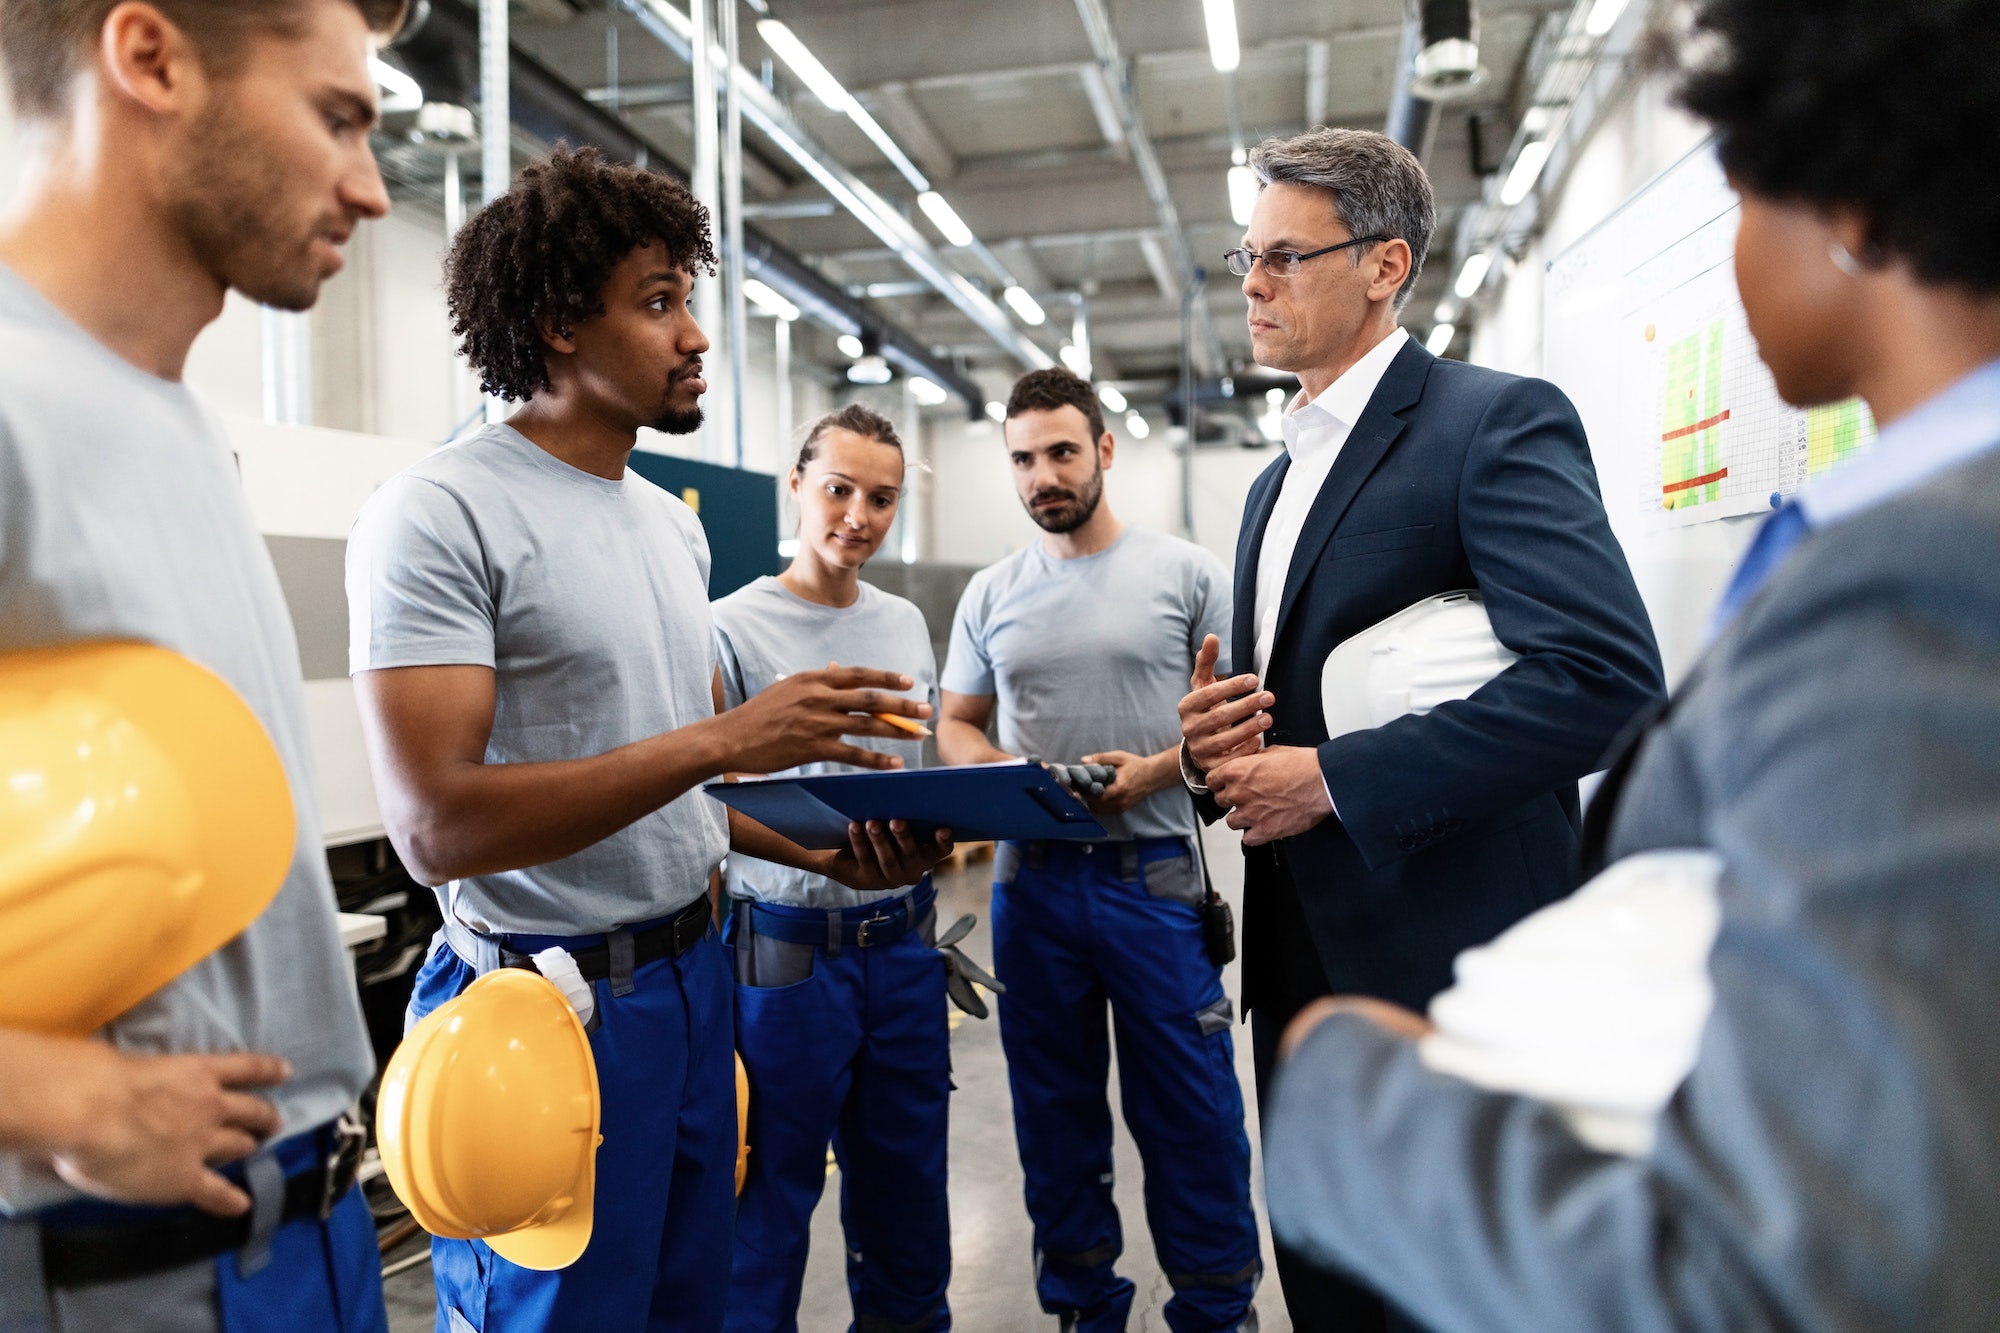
{"left": 38, "top": 1117, "right": 365, "bottom": 1290}
{"left": 500, "top": 894, "right": 712, "bottom": 981}
{"left": 742, "top": 881, "right": 934, "bottom": 951}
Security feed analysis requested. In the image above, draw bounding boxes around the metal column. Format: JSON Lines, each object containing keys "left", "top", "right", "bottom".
{"left": 720, "top": 0, "right": 747, "bottom": 468}
{"left": 479, "top": 0, "right": 509, "bottom": 424}
{"left": 688, "top": 0, "right": 722, "bottom": 462}
{"left": 478, "top": 0, "right": 509, "bottom": 205}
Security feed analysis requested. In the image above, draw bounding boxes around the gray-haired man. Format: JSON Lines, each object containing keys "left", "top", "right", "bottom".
{"left": 1173, "top": 128, "right": 1664, "bottom": 1331}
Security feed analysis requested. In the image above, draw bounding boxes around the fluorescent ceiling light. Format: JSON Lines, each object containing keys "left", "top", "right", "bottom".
{"left": 847, "top": 354, "right": 893, "bottom": 384}
{"left": 757, "top": 19, "right": 853, "bottom": 113}
{"left": 1227, "top": 164, "right": 1259, "bottom": 227}
{"left": 1003, "top": 285, "right": 1047, "bottom": 326}
{"left": 1427, "top": 322, "right": 1457, "bottom": 356}
{"left": 986, "top": 400, "right": 1007, "bottom": 423}
{"left": 917, "top": 192, "right": 975, "bottom": 248}
{"left": 836, "top": 333, "right": 865, "bottom": 358}
{"left": 370, "top": 56, "right": 423, "bottom": 112}
{"left": 1058, "top": 343, "right": 1091, "bottom": 376}
{"left": 1098, "top": 384, "right": 1128, "bottom": 413}
{"left": 909, "top": 376, "right": 949, "bottom": 407}
{"left": 1433, "top": 299, "right": 1458, "bottom": 324}
{"left": 742, "top": 278, "right": 800, "bottom": 322}
{"left": 1453, "top": 251, "right": 1494, "bottom": 299}
{"left": 1202, "top": 0, "right": 1241, "bottom": 73}
{"left": 1499, "top": 139, "right": 1553, "bottom": 207}
{"left": 1124, "top": 411, "right": 1150, "bottom": 439}
{"left": 1584, "top": 0, "right": 1633, "bottom": 36}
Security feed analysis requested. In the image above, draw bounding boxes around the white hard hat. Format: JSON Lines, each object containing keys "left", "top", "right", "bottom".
{"left": 1319, "top": 590, "right": 1520, "bottom": 739}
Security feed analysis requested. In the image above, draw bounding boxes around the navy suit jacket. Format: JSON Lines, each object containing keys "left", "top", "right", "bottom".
{"left": 1215, "top": 336, "right": 1664, "bottom": 1011}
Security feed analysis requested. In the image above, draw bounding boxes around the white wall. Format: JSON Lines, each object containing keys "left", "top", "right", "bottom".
{"left": 1467, "top": 73, "right": 1756, "bottom": 687}
{"left": 927, "top": 411, "right": 1278, "bottom": 572}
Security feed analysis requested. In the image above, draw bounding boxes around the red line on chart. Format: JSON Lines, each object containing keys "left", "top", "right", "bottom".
{"left": 1660, "top": 409, "right": 1732, "bottom": 443}
{"left": 1662, "top": 466, "right": 1729, "bottom": 495}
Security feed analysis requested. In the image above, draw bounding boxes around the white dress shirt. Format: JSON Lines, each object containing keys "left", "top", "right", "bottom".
{"left": 1251, "top": 325, "right": 1410, "bottom": 680}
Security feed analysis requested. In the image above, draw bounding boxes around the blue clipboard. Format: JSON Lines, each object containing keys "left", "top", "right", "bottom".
{"left": 703, "top": 761, "right": 1109, "bottom": 849}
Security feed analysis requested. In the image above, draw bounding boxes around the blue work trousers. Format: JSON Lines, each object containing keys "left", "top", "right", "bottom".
{"left": 408, "top": 917, "right": 737, "bottom": 1333}
{"left": 721, "top": 886, "right": 952, "bottom": 1333}
{"left": 991, "top": 839, "right": 1260, "bottom": 1333}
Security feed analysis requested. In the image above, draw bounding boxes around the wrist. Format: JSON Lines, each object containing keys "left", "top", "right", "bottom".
{"left": 680, "top": 713, "right": 741, "bottom": 783}
{"left": 1178, "top": 739, "right": 1210, "bottom": 794}
{"left": 0, "top": 1031, "right": 119, "bottom": 1154}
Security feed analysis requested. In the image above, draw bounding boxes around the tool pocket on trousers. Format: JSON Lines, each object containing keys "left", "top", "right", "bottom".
{"left": 993, "top": 841, "right": 1023, "bottom": 887}
{"left": 1194, "top": 995, "right": 1235, "bottom": 1037}
{"left": 735, "top": 931, "right": 817, "bottom": 988}
{"left": 1141, "top": 854, "right": 1203, "bottom": 906}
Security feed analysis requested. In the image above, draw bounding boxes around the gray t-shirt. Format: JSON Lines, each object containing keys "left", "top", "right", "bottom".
{"left": 347, "top": 425, "right": 730, "bottom": 936}
{"left": 942, "top": 526, "right": 1232, "bottom": 840}
{"left": 0, "top": 266, "right": 373, "bottom": 1208}
{"left": 713, "top": 576, "right": 937, "bottom": 908}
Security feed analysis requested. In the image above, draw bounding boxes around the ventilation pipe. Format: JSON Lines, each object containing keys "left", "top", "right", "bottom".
{"left": 1384, "top": 0, "right": 1486, "bottom": 161}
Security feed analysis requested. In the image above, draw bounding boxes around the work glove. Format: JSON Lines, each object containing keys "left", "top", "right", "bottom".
{"left": 932, "top": 913, "right": 1005, "bottom": 1019}
{"left": 1046, "top": 762, "right": 1117, "bottom": 801}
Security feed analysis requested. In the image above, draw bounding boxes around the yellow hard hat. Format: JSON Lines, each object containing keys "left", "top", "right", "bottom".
{"left": 735, "top": 1053, "right": 751, "bottom": 1197}
{"left": 0, "top": 641, "right": 295, "bottom": 1036}
{"left": 376, "top": 968, "right": 602, "bottom": 1271}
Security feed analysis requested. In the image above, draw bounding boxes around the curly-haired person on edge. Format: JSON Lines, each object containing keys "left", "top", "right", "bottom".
{"left": 1258, "top": 2, "right": 2000, "bottom": 1329}
{"left": 344, "top": 145, "right": 949, "bottom": 1333}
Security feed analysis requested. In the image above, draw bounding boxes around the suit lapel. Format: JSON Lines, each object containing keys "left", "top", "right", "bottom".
{"left": 1270, "top": 338, "right": 1434, "bottom": 659}
{"left": 1233, "top": 454, "right": 1289, "bottom": 676}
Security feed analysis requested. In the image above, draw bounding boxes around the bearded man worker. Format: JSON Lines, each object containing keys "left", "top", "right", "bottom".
{"left": 0, "top": 0, "right": 410, "bottom": 1328}
{"left": 937, "top": 367, "right": 1262, "bottom": 1333}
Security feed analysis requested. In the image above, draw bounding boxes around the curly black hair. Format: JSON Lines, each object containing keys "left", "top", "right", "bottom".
{"left": 1675, "top": 0, "right": 2000, "bottom": 293}
{"left": 445, "top": 144, "right": 718, "bottom": 402}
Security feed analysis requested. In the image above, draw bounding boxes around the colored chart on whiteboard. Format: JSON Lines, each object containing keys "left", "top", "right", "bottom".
{"left": 1547, "top": 142, "right": 1876, "bottom": 530}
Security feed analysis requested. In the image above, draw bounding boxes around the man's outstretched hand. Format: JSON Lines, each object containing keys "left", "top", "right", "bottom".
{"left": 721, "top": 666, "right": 934, "bottom": 775}
{"left": 1178, "top": 635, "right": 1273, "bottom": 779}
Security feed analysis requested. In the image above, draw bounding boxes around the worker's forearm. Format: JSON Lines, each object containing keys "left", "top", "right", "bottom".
{"left": 0, "top": 1029, "right": 100, "bottom": 1154}
{"left": 936, "top": 718, "right": 1014, "bottom": 766}
{"left": 727, "top": 808, "right": 832, "bottom": 875}
{"left": 389, "top": 714, "right": 736, "bottom": 884}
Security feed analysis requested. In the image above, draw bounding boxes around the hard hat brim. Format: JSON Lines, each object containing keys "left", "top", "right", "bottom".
{"left": 379, "top": 969, "right": 602, "bottom": 1273}
{"left": 0, "top": 642, "right": 294, "bottom": 1034}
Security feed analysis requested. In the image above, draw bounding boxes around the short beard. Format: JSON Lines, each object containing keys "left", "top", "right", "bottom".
{"left": 1027, "top": 464, "right": 1105, "bottom": 534}
{"left": 652, "top": 404, "right": 705, "bottom": 435}
{"left": 166, "top": 92, "right": 333, "bottom": 312}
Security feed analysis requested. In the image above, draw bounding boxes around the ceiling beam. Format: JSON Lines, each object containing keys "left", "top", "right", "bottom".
{"left": 859, "top": 82, "right": 957, "bottom": 184}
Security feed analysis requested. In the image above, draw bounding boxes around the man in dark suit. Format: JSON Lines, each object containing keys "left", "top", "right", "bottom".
{"left": 1175, "top": 127, "right": 1665, "bottom": 1331}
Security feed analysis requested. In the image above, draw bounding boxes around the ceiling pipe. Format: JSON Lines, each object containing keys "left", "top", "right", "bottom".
{"left": 613, "top": 0, "right": 1053, "bottom": 378}
{"left": 1071, "top": 0, "right": 1226, "bottom": 376}
{"left": 396, "top": 0, "right": 983, "bottom": 415}
{"left": 1386, "top": 0, "right": 1485, "bottom": 161}
{"left": 1383, "top": 5, "right": 1438, "bottom": 160}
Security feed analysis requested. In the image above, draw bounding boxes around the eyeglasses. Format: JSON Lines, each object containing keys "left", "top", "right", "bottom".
{"left": 1223, "top": 235, "right": 1389, "bottom": 278}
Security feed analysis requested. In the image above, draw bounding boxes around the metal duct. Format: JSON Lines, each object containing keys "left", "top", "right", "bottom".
{"left": 396, "top": 0, "right": 984, "bottom": 415}
{"left": 1385, "top": 0, "right": 1481, "bottom": 160}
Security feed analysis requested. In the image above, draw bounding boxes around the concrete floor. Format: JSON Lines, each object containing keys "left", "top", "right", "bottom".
{"left": 383, "top": 824, "right": 1290, "bottom": 1332}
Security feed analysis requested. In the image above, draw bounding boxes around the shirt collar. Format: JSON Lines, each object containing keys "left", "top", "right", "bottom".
{"left": 1798, "top": 357, "right": 2000, "bottom": 529}
{"left": 1281, "top": 326, "right": 1411, "bottom": 456}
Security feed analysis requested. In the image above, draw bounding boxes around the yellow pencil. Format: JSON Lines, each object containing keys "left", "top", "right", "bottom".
{"left": 874, "top": 712, "right": 931, "bottom": 738}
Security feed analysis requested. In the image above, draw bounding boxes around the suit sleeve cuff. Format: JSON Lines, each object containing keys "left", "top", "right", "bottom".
{"left": 1179, "top": 739, "right": 1211, "bottom": 794}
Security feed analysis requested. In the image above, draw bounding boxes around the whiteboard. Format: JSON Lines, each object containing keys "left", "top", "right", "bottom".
{"left": 1544, "top": 141, "right": 1874, "bottom": 683}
